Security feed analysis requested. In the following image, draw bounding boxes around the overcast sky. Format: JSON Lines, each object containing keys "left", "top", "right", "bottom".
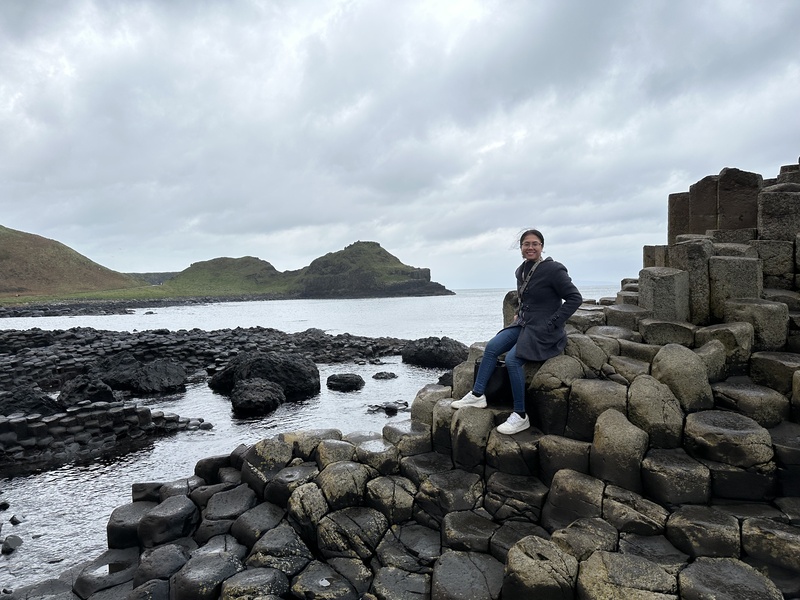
{"left": 1, "top": 1, "right": 798, "bottom": 290}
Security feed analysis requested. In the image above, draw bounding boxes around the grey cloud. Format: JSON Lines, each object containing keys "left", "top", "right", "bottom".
{"left": 1, "top": 0, "right": 799, "bottom": 287}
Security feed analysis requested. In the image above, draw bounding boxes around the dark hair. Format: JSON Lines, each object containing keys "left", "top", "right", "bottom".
{"left": 519, "top": 229, "right": 544, "bottom": 247}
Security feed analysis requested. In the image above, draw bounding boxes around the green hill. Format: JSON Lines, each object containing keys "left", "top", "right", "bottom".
{"left": 161, "top": 242, "right": 452, "bottom": 298}
{"left": 291, "top": 241, "right": 449, "bottom": 298}
{"left": 0, "top": 225, "right": 144, "bottom": 297}
{"left": 0, "top": 226, "right": 452, "bottom": 302}
{"left": 162, "top": 256, "right": 290, "bottom": 296}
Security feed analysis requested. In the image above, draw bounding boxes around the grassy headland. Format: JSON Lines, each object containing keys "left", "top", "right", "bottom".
{"left": 0, "top": 225, "right": 452, "bottom": 305}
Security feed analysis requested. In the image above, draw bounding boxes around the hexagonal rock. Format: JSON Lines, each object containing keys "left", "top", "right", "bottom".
{"left": 564, "top": 333, "right": 609, "bottom": 373}
{"left": 315, "top": 460, "right": 379, "bottom": 511}
{"left": 641, "top": 448, "right": 710, "bottom": 505}
{"left": 230, "top": 500, "right": 285, "bottom": 549}
{"left": 370, "top": 565, "right": 430, "bottom": 600}
{"left": 431, "top": 549, "right": 504, "bottom": 600}
{"left": 290, "top": 560, "right": 359, "bottom": 600}
{"left": 72, "top": 547, "right": 140, "bottom": 599}
{"left": 742, "top": 517, "right": 800, "bottom": 573}
{"left": 541, "top": 469, "right": 604, "bottom": 533}
{"left": 637, "top": 266, "right": 690, "bottom": 322}
{"left": 246, "top": 522, "right": 314, "bottom": 576}
{"left": 327, "top": 557, "right": 373, "bottom": 597}
{"left": 442, "top": 510, "right": 500, "bottom": 553}
{"left": 627, "top": 375, "right": 684, "bottom": 448}
{"left": 414, "top": 469, "right": 483, "bottom": 525}
{"left": 317, "top": 506, "right": 389, "bottom": 561}
{"left": 382, "top": 418, "right": 431, "bottom": 456}
{"left": 724, "top": 299, "right": 789, "bottom": 351}
{"left": 410, "top": 383, "right": 452, "bottom": 426}
{"left": 695, "top": 338, "right": 727, "bottom": 383}
{"left": 365, "top": 475, "right": 417, "bottom": 525}
{"left": 684, "top": 410, "right": 774, "bottom": 468}
{"left": 241, "top": 437, "right": 293, "bottom": 495}
{"left": 482, "top": 471, "right": 548, "bottom": 523}
{"left": 220, "top": 566, "right": 289, "bottom": 599}
{"left": 169, "top": 551, "right": 244, "bottom": 600}
{"left": 138, "top": 495, "right": 200, "bottom": 548}
{"left": 129, "top": 579, "right": 170, "bottom": 600}
{"left": 708, "top": 256, "right": 762, "bottom": 321}
{"left": 374, "top": 522, "right": 440, "bottom": 574}
{"left": 759, "top": 186, "right": 800, "bottom": 241}
{"left": 485, "top": 426, "right": 541, "bottom": 476}
{"left": 665, "top": 505, "right": 741, "bottom": 558}
{"left": 651, "top": 343, "right": 714, "bottom": 413}
{"left": 638, "top": 318, "right": 697, "bottom": 347}
{"left": 398, "top": 451, "right": 453, "bottom": 487}
{"left": 603, "top": 304, "right": 651, "bottom": 330}
{"left": 750, "top": 351, "right": 800, "bottom": 395}
{"left": 490, "top": 521, "right": 549, "bottom": 564}
{"left": 695, "top": 321, "right": 754, "bottom": 376}
{"left": 607, "top": 354, "right": 650, "bottom": 384}
{"left": 537, "top": 434, "right": 590, "bottom": 486}
{"left": 602, "top": 485, "right": 669, "bottom": 536}
{"left": 204, "top": 483, "right": 258, "bottom": 521}
{"left": 711, "top": 379, "right": 790, "bottom": 428}
{"left": 355, "top": 438, "right": 401, "bottom": 475}
{"left": 678, "top": 557, "right": 783, "bottom": 600}
{"left": 450, "top": 405, "right": 500, "bottom": 473}
{"left": 278, "top": 428, "right": 342, "bottom": 461}
{"left": 590, "top": 409, "right": 648, "bottom": 493}
{"left": 618, "top": 533, "right": 689, "bottom": 575}
{"left": 550, "top": 517, "right": 618, "bottom": 561}
{"left": 315, "top": 439, "right": 356, "bottom": 468}
{"left": 567, "top": 379, "right": 629, "bottom": 442}
{"left": 432, "top": 398, "right": 456, "bottom": 454}
{"left": 286, "top": 483, "right": 329, "bottom": 544}
{"left": 133, "top": 543, "right": 191, "bottom": 588}
{"left": 107, "top": 501, "right": 157, "bottom": 549}
{"left": 502, "top": 535, "right": 578, "bottom": 599}
{"left": 576, "top": 551, "right": 678, "bottom": 599}
{"left": 264, "top": 462, "right": 320, "bottom": 507}
{"left": 770, "top": 421, "right": 800, "bottom": 469}
{"left": 697, "top": 458, "right": 777, "bottom": 502}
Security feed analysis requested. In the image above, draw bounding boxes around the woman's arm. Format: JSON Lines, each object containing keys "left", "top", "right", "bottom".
{"left": 548, "top": 264, "right": 582, "bottom": 328}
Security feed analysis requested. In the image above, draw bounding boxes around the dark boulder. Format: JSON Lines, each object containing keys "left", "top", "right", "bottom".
{"left": 230, "top": 379, "right": 286, "bottom": 416}
{"left": 58, "top": 374, "right": 117, "bottom": 406}
{"left": 401, "top": 337, "right": 468, "bottom": 369}
{"left": 372, "top": 371, "right": 397, "bottom": 380}
{"left": 208, "top": 351, "right": 320, "bottom": 399}
{"left": 89, "top": 351, "right": 188, "bottom": 395}
{"left": 327, "top": 373, "right": 365, "bottom": 392}
{"left": 0, "top": 384, "right": 61, "bottom": 417}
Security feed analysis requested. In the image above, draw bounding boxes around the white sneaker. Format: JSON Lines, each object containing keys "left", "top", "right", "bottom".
{"left": 497, "top": 412, "right": 530, "bottom": 435}
{"left": 450, "top": 391, "right": 487, "bottom": 409}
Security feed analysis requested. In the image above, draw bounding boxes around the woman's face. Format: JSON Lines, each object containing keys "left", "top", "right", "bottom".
{"left": 520, "top": 233, "right": 543, "bottom": 261}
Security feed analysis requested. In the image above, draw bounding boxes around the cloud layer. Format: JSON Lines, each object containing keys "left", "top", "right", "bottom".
{"left": 2, "top": 0, "right": 799, "bottom": 289}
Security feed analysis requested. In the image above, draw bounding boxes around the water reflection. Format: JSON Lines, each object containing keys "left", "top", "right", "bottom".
{"left": 1, "top": 358, "right": 441, "bottom": 589}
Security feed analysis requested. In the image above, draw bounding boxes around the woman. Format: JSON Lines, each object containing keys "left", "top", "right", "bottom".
{"left": 451, "top": 229, "right": 582, "bottom": 434}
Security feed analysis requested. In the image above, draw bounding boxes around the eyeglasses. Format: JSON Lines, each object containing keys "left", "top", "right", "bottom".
{"left": 521, "top": 242, "right": 542, "bottom": 248}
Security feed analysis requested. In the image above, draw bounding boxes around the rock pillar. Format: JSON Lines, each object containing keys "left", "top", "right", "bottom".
{"left": 668, "top": 238, "right": 714, "bottom": 326}
{"left": 708, "top": 257, "right": 762, "bottom": 321}
{"left": 638, "top": 267, "right": 690, "bottom": 322}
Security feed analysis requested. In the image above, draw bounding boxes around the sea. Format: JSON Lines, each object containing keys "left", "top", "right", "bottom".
{"left": 0, "top": 284, "right": 618, "bottom": 589}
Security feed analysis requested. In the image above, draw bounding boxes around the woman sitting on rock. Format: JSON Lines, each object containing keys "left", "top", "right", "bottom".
{"left": 451, "top": 228, "right": 582, "bottom": 434}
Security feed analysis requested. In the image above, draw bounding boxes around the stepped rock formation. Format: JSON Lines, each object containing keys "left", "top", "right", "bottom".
{"left": 5, "top": 158, "right": 800, "bottom": 598}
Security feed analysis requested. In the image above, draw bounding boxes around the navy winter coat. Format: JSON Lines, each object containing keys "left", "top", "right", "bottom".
{"left": 507, "top": 256, "right": 583, "bottom": 362}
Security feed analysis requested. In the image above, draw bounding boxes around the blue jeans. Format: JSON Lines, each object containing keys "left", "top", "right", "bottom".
{"left": 472, "top": 326, "right": 527, "bottom": 413}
